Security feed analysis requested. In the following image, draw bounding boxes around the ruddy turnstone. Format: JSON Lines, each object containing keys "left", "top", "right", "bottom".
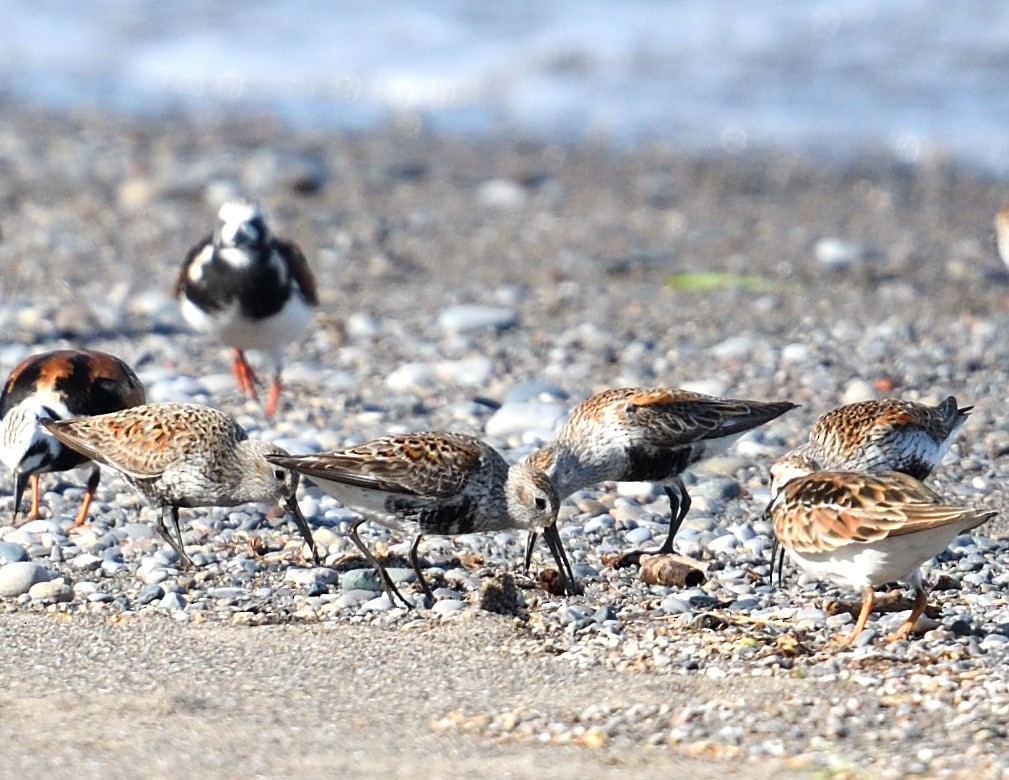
{"left": 0, "top": 349, "right": 146, "bottom": 526}
{"left": 266, "top": 432, "right": 575, "bottom": 608}
{"left": 768, "top": 396, "right": 971, "bottom": 583}
{"left": 525, "top": 387, "right": 797, "bottom": 563}
{"left": 768, "top": 470, "right": 994, "bottom": 646}
{"left": 41, "top": 402, "right": 319, "bottom": 567}
{"left": 175, "top": 199, "right": 318, "bottom": 417}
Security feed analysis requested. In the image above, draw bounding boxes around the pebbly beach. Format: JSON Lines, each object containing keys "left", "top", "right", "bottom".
{"left": 1, "top": 102, "right": 1009, "bottom": 778}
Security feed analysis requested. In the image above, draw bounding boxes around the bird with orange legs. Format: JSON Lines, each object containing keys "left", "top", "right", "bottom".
{"left": 176, "top": 199, "right": 318, "bottom": 416}
{"left": 0, "top": 349, "right": 146, "bottom": 526}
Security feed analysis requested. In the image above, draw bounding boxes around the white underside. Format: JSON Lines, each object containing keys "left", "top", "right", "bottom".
{"left": 181, "top": 294, "right": 312, "bottom": 356}
{"left": 311, "top": 480, "right": 410, "bottom": 532}
{"left": 787, "top": 525, "right": 971, "bottom": 591}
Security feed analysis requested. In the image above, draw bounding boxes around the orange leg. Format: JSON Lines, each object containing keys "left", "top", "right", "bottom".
{"left": 13, "top": 474, "right": 42, "bottom": 527}
{"left": 838, "top": 587, "right": 875, "bottom": 648}
{"left": 886, "top": 586, "right": 928, "bottom": 643}
{"left": 232, "top": 348, "right": 259, "bottom": 400}
{"left": 72, "top": 468, "right": 101, "bottom": 527}
{"left": 29, "top": 474, "right": 41, "bottom": 520}
{"left": 264, "top": 374, "right": 281, "bottom": 418}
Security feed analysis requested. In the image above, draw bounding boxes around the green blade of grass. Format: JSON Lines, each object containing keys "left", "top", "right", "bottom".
{"left": 665, "top": 271, "right": 783, "bottom": 292}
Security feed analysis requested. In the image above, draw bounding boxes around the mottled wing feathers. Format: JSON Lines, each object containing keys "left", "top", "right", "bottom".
{"left": 42, "top": 403, "right": 243, "bottom": 480}
{"left": 773, "top": 471, "right": 994, "bottom": 554}
{"left": 620, "top": 388, "right": 796, "bottom": 447}
{"left": 276, "top": 238, "right": 319, "bottom": 305}
{"left": 811, "top": 397, "right": 969, "bottom": 450}
{"left": 267, "top": 433, "right": 489, "bottom": 498}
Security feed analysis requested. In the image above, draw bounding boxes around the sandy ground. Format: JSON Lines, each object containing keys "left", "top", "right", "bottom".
{"left": 0, "top": 611, "right": 821, "bottom": 780}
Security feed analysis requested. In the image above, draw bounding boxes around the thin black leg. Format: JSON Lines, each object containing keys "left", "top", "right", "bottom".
{"left": 157, "top": 505, "right": 193, "bottom": 568}
{"left": 541, "top": 522, "right": 582, "bottom": 596}
{"left": 408, "top": 533, "right": 435, "bottom": 606}
{"left": 285, "top": 496, "right": 321, "bottom": 565}
{"left": 657, "top": 477, "right": 690, "bottom": 555}
{"left": 349, "top": 518, "right": 410, "bottom": 609}
{"left": 523, "top": 530, "right": 538, "bottom": 573}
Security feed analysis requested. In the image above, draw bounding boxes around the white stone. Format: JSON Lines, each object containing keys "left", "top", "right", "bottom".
{"left": 477, "top": 179, "right": 526, "bottom": 209}
{"left": 437, "top": 305, "right": 517, "bottom": 332}
{"left": 485, "top": 402, "right": 566, "bottom": 438}
{"left": 433, "top": 356, "right": 494, "bottom": 386}
{"left": 841, "top": 378, "right": 877, "bottom": 405}
{"left": 385, "top": 362, "right": 436, "bottom": 392}
{"left": 0, "top": 562, "right": 51, "bottom": 597}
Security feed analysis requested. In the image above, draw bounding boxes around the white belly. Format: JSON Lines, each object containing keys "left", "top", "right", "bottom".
{"left": 787, "top": 526, "right": 969, "bottom": 591}
{"left": 181, "top": 295, "right": 312, "bottom": 355}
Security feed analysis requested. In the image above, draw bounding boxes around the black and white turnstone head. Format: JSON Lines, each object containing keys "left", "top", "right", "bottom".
{"left": 266, "top": 431, "right": 576, "bottom": 608}
{"left": 0, "top": 349, "right": 146, "bottom": 527}
{"left": 41, "top": 402, "right": 319, "bottom": 568}
{"left": 769, "top": 396, "right": 971, "bottom": 497}
{"left": 526, "top": 387, "right": 797, "bottom": 562}
{"left": 175, "top": 199, "right": 319, "bottom": 417}
{"left": 768, "top": 470, "right": 994, "bottom": 646}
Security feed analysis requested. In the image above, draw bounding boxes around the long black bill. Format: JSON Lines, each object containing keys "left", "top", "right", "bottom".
{"left": 285, "top": 495, "right": 321, "bottom": 565}
{"left": 523, "top": 530, "right": 538, "bottom": 573}
{"left": 541, "top": 522, "right": 582, "bottom": 596}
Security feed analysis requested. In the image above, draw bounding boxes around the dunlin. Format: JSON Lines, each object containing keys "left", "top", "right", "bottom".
{"left": 41, "top": 402, "right": 319, "bottom": 567}
{"left": 770, "top": 396, "right": 970, "bottom": 495}
{"left": 0, "top": 349, "right": 145, "bottom": 526}
{"left": 267, "top": 431, "right": 575, "bottom": 607}
{"left": 768, "top": 470, "right": 994, "bottom": 646}
{"left": 526, "top": 387, "right": 796, "bottom": 563}
{"left": 175, "top": 199, "right": 318, "bottom": 416}
{"left": 768, "top": 396, "right": 970, "bottom": 582}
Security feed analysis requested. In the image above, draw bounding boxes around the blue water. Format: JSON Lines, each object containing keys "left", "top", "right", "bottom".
{"left": 2, "top": 1, "right": 1009, "bottom": 170}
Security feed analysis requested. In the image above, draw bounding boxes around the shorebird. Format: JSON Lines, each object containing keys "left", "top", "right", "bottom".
{"left": 768, "top": 396, "right": 971, "bottom": 582}
{"left": 525, "top": 387, "right": 797, "bottom": 564}
{"left": 0, "top": 349, "right": 146, "bottom": 526}
{"left": 175, "top": 199, "right": 318, "bottom": 417}
{"left": 41, "top": 402, "right": 319, "bottom": 567}
{"left": 266, "top": 431, "right": 575, "bottom": 607}
{"left": 768, "top": 470, "right": 994, "bottom": 646}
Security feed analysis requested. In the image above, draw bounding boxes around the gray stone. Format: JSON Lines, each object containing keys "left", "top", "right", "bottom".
{"left": 624, "top": 526, "right": 653, "bottom": 545}
{"left": 138, "top": 583, "right": 165, "bottom": 605}
{"left": 159, "top": 592, "right": 187, "bottom": 610}
{"left": 0, "top": 562, "right": 51, "bottom": 597}
{"left": 72, "top": 553, "right": 104, "bottom": 571}
{"left": 693, "top": 477, "right": 742, "bottom": 501}
{"left": 387, "top": 568, "right": 418, "bottom": 584}
{"left": 431, "top": 598, "right": 465, "bottom": 617}
{"left": 0, "top": 542, "right": 28, "bottom": 564}
{"left": 340, "top": 569, "right": 382, "bottom": 593}
{"left": 208, "top": 587, "right": 247, "bottom": 600}
{"left": 28, "top": 578, "right": 73, "bottom": 602}
{"left": 359, "top": 595, "right": 393, "bottom": 612}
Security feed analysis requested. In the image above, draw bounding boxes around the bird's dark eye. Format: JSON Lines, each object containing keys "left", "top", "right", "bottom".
{"left": 274, "top": 469, "right": 286, "bottom": 481}
{"left": 535, "top": 497, "right": 547, "bottom": 510}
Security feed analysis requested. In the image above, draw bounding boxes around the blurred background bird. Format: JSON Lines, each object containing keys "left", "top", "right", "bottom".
{"left": 175, "top": 199, "right": 318, "bottom": 416}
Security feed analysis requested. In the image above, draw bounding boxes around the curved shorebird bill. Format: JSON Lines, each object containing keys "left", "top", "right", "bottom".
{"left": 541, "top": 521, "right": 581, "bottom": 596}
{"left": 284, "top": 493, "right": 321, "bottom": 565}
